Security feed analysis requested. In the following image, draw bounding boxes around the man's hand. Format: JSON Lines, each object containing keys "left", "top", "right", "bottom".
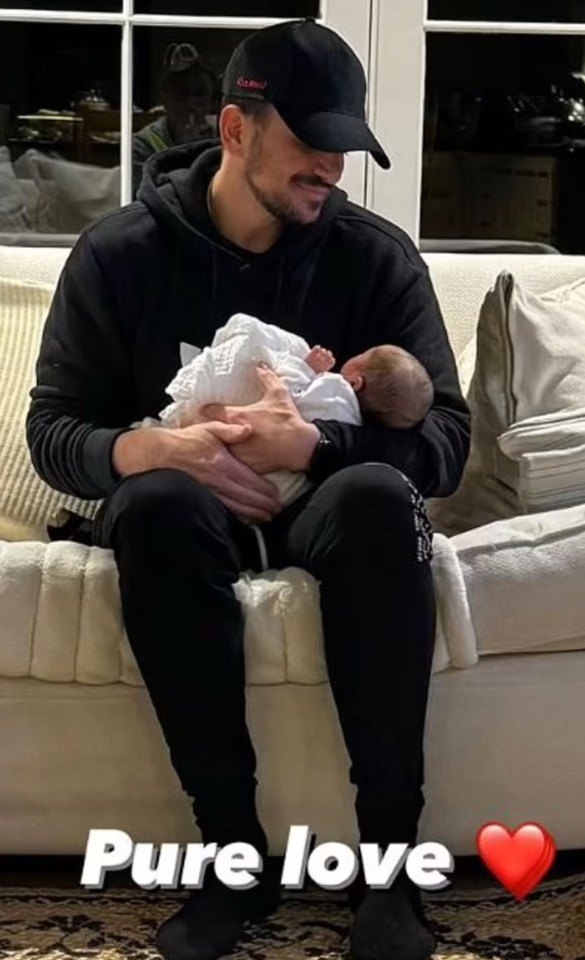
{"left": 112, "top": 420, "right": 281, "bottom": 523}
{"left": 201, "top": 364, "right": 320, "bottom": 474}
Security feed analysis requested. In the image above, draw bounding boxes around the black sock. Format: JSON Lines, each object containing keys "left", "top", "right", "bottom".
{"left": 156, "top": 857, "right": 281, "bottom": 960}
{"left": 349, "top": 872, "right": 436, "bottom": 960}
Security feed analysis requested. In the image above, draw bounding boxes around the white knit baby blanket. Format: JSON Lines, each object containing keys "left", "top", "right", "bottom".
{"left": 162, "top": 313, "right": 361, "bottom": 427}
{"left": 157, "top": 314, "right": 362, "bottom": 507}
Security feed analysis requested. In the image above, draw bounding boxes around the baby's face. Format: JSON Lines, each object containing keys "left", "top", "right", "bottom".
{"left": 340, "top": 353, "right": 369, "bottom": 392}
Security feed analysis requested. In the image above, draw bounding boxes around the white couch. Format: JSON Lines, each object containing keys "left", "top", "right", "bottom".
{"left": 2, "top": 244, "right": 585, "bottom": 858}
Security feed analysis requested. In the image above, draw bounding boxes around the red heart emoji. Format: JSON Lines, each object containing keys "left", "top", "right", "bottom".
{"left": 476, "top": 822, "right": 556, "bottom": 899}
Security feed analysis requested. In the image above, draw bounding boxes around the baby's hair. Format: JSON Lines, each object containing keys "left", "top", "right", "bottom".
{"left": 360, "top": 345, "right": 434, "bottom": 428}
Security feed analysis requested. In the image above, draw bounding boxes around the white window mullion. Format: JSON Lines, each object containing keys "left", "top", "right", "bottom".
{"left": 321, "top": 0, "right": 371, "bottom": 206}
{"left": 0, "top": 8, "right": 124, "bottom": 23}
{"left": 120, "top": 0, "right": 133, "bottom": 206}
{"left": 364, "top": 0, "right": 379, "bottom": 211}
{"left": 129, "top": 15, "right": 285, "bottom": 29}
{"left": 366, "top": 8, "right": 585, "bottom": 241}
{"left": 425, "top": 19, "right": 585, "bottom": 36}
{"left": 367, "top": 0, "right": 426, "bottom": 240}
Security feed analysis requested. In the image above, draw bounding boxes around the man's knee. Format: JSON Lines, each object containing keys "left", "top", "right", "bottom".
{"left": 322, "top": 463, "right": 414, "bottom": 521}
{"left": 106, "top": 468, "right": 217, "bottom": 539}
{"left": 317, "top": 464, "right": 433, "bottom": 562}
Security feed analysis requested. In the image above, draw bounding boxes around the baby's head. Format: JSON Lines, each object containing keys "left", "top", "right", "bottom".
{"left": 341, "top": 345, "right": 433, "bottom": 428}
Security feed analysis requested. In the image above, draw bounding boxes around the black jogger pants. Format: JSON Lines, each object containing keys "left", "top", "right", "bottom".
{"left": 92, "top": 463, "right": 436, "bottom": 851}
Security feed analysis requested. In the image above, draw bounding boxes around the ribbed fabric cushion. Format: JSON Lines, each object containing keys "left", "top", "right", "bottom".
{"left": 0, "top": 538, "right": 463, "bottom": 685}
{"left": 2, "top": 525, "right": 585, "bottom": 683}
{"left": 0, "top": 244, "right": 71, "bottom": 286}
{"left": 0, "top": 544, "right": 329, "bottom": 686}
{"left": 0, "top": 277, "right": 98, "bottom": 540}
{"left": 499, "top": 409, "right": 585, "bottom": 513}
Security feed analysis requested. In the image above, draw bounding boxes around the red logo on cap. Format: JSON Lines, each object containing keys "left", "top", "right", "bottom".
{"left": 236, "top": 76, "right": 268, "bottom": 91}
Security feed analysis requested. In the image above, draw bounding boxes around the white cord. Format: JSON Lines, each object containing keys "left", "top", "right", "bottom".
{"left": 251, "top": 524, "right": 269, "bottom": 572}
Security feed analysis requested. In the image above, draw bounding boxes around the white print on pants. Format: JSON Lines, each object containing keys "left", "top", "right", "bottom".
{"left": 362, "top": 464, "right": 434, "bottom": 563}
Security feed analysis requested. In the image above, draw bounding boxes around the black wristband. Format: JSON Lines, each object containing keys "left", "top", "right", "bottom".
{"left": 307, "top": 424, "right": 337, "bottom": 482}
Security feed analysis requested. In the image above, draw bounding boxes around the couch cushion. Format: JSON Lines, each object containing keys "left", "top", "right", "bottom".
{"left": 16, "top": 179, "right": 58, "bottom": 234}
{"left": 0, "top": 538, "right": 463, "bottom": 685}
{"left": 423, "top": 252, "right": 585, "bottom": 359}
{"left": 0, "top": 544, "right": 328, "bottom": 686}
{"left": 450, "top": 504, "right": 585, "bottom": 657}
{"left": 13, "top": 150, "right": 120, "bottom": 234}
{"left": 0, "top": 277, "right": 98, "bottom": 540}
{"left": 498, "top": 408, "right": 585, "bottom": 514}
{"left": 429, "top": 271, "right": 585, "bottom": 534}
{"left": 0, "top": 244, "right": 71, "bottom": 285}
{"left": 2, "top": 522, "right": 584, "bottom": 685}
{"left": 0, "top": 147, "right": 32, "bottom": 233}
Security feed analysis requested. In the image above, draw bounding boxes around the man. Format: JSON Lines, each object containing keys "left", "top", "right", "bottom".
{"left": 133, "top": 42, "right": 217, "bottom": 164}
{"left": 132, "top": 42, "right": 216, "bottom": 198}
{"left": 27, "top": 18, "right": 470, "bottom": 960}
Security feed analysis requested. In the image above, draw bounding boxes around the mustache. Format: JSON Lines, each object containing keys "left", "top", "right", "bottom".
{"left": 294, "top": 176, "right": 335, "bottom": 189}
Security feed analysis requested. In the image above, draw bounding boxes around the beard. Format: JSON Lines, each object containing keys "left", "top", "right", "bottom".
{"left": 245, "top": 172, "right": 305, "bottom": 225}
{"left": 243, "top": 130, "right": 325, "bottom": 226}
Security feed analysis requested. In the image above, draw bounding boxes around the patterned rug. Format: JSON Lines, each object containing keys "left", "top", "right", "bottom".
{"left": 0, "top": 872, "right": 584, "bottom": 960}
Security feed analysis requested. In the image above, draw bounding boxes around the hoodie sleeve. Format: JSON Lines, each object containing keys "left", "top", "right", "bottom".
{"left": 26, "top": 231, "right": 133, "bottom": 501}
{"left": 308, "top": 258, "right": 470, "bottom": 499}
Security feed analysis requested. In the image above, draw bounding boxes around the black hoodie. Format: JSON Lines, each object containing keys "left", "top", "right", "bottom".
{"left": 26, "top": 140, "right": 470, "bottom": 502}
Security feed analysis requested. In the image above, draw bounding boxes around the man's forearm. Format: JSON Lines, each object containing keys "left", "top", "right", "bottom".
{"left": 112, "top": 427, "right": 173, "bottom": 477}
{"left": 308, "top": 406, "right": 470, "bottom": 498}
{"left": 26, "top": 406, "right": 129, "bottom": 501}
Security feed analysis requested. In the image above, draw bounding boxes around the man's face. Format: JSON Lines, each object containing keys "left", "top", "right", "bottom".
{"left": 241, "top": 106, "right": 345, "bottom": 226}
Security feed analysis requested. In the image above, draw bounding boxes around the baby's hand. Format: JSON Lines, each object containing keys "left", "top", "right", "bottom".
{"left": 305, "top": 345, "right": 336, "bottom": 374}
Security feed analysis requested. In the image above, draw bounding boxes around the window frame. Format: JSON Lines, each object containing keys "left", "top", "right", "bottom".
{"left": 3, "top": 3, "right": 585, "bottom": 236}
{"left": 368, "top": 2, "right": 585, "bottom": 241}
{"left": 0, "top": 0, "right": 371, "bottom": 209}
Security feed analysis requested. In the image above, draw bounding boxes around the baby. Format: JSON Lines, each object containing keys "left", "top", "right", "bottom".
{"left": 311, "top": 342, "right": 434, "bottom": 430}
{"left": 138, "top": 314, "right": 433, "bottom": 511}
{"left": 157, "top": 314, "right": 433, "bottom": 431}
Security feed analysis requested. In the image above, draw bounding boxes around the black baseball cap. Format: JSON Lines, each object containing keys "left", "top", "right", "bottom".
{"left": 221, "top": 19, "right": 391, "bottom": 170}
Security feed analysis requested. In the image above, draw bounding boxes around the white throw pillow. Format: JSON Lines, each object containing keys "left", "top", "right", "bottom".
{"left": 451, "top": 503, "right": 585, "bottom": 656}
{"left": 429, "top": 271, "right": 585, "bottom": 535}
{"left": 498, "top": 409, "right": 585, "bottom": 514}
{"left": 0, "top": 277, "right": 99, "bottom": 541}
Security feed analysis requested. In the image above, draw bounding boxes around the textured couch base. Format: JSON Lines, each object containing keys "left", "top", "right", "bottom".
{"left": 3, "top": 648, "right": 585, "bottom": 856}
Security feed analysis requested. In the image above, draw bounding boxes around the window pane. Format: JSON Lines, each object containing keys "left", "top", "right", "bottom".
{"left": 0, "top": 23, "right": 120, "bottom": 238}
{"left": 428, "top": 0, "right": 585, "bottom": 23}
{"left": 132, "top": 25, "right": 252, "bottom": 195}
{"left": 421, "top": 33, "right": 585, "bottom": 253}
{"left": 0, "top": 1, "right": 119, "bottom": 9}
{"left": 135, "top": 0, "right": 319, "bottom": 16}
